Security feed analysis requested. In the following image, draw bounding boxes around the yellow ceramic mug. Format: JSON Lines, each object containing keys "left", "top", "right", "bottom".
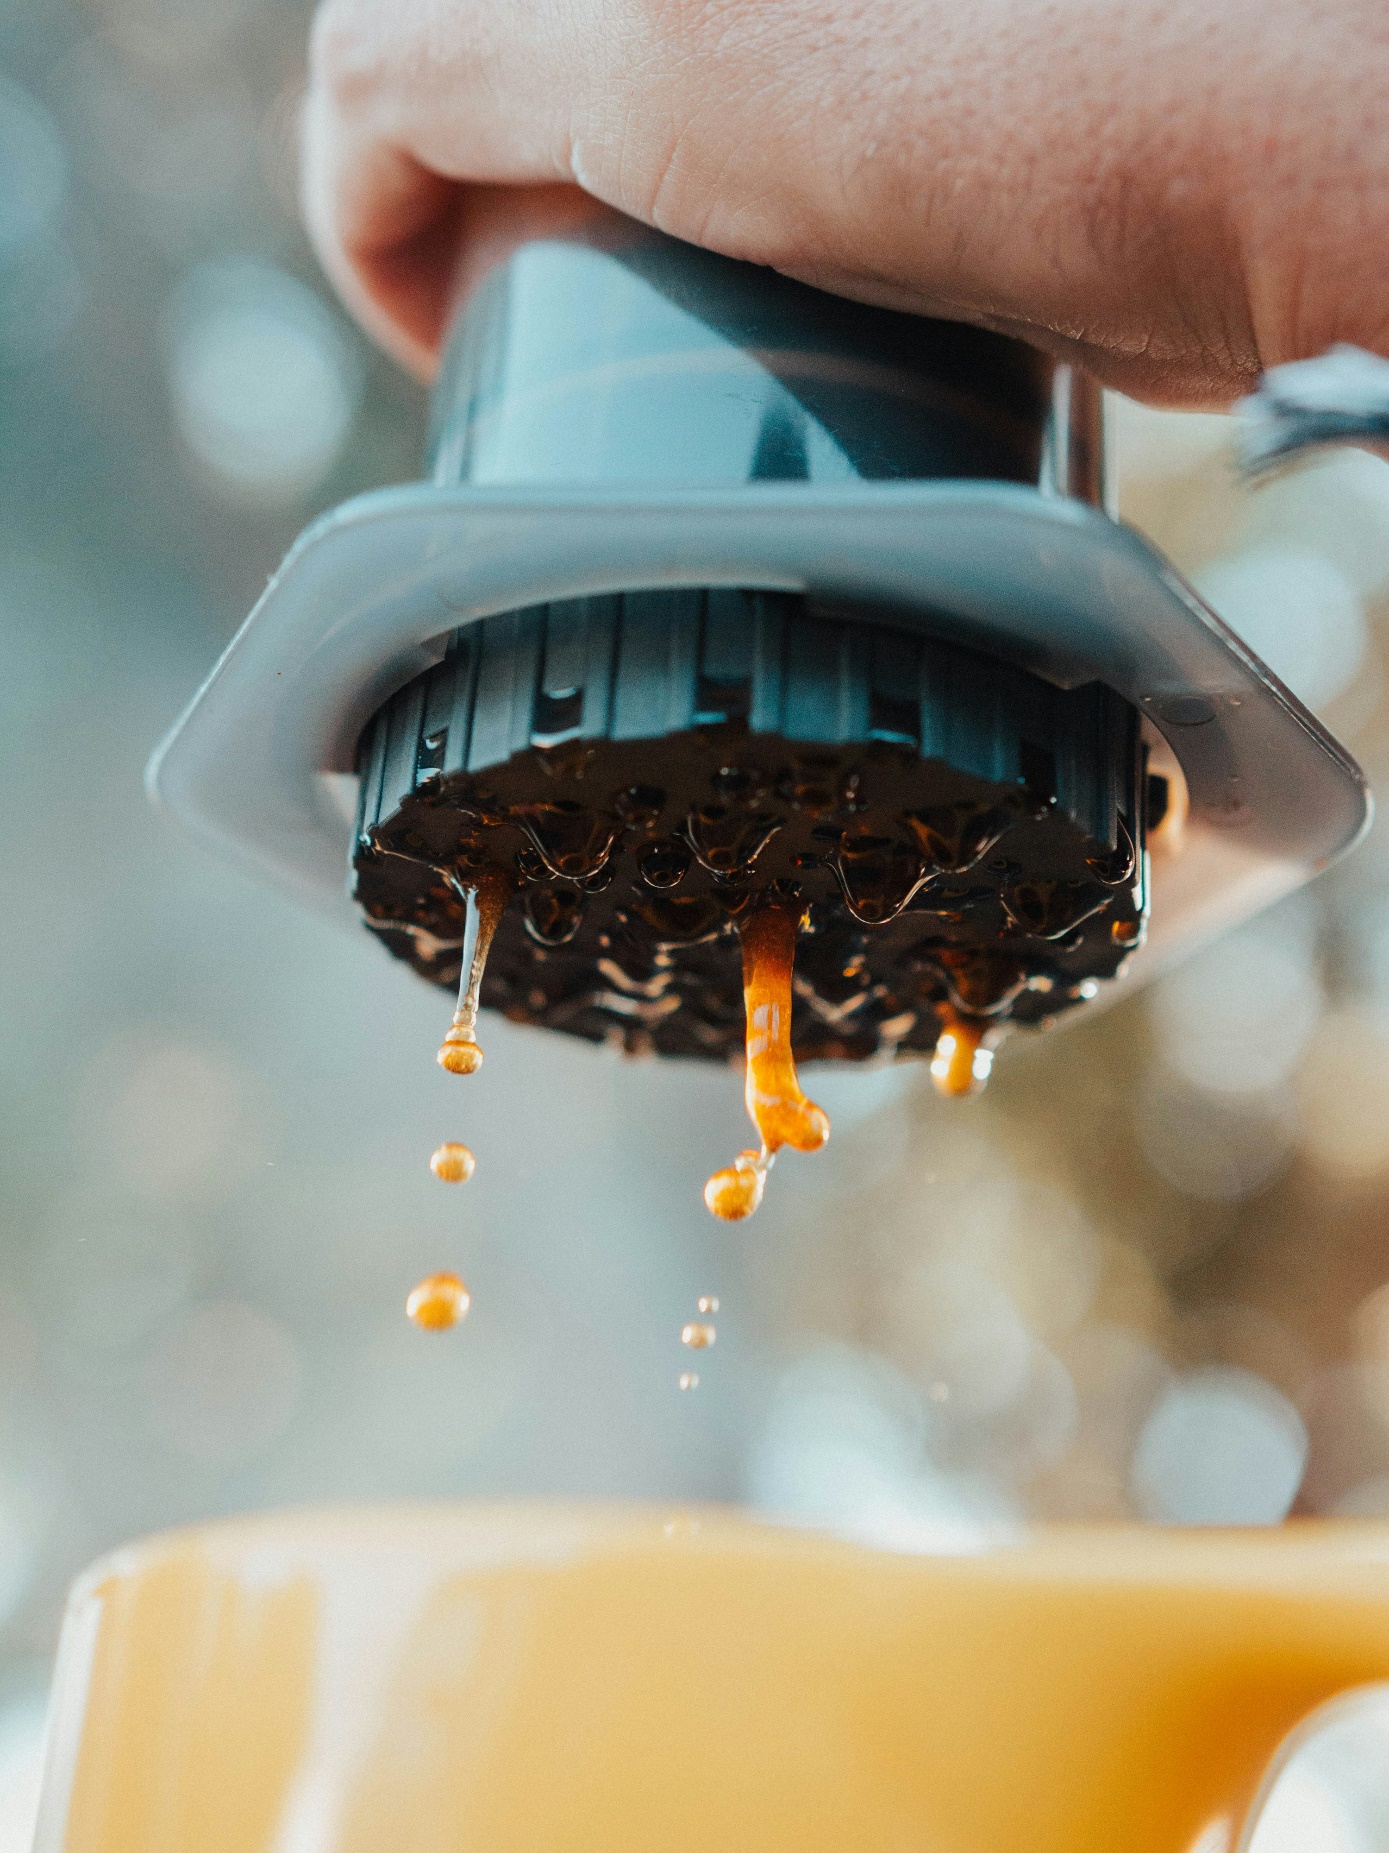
{"left": 31, "top": 1504, "right": 1389, "bottom": 1852}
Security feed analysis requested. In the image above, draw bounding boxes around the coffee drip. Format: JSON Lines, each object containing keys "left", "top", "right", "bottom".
{"left": 704, "top": 901, "right": 830, "bottom": 1223}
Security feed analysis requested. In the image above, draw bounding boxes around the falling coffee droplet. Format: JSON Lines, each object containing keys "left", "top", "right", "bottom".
{"left": 682, "top": 1322, "right": 717, "bottom": 1350}
{"left": 679, "top": 1372, "right": 700, "bottom": 1392}
{"left": 406, "top": 1272, "right": 471, "bottom": 1330}
{"left": 930, "top": 1012, "right": 993, "bottom": 1098}
{"left": 704, "top": 1150, "right": 766, "bottom": 1222}
{"left": 704, "top": 904, "right": 829, "bottom": 1222}
{"left": 429, "top": 1142, "right": 476, "bottom": 1183}
{"left": 697, "top": 1296, "right": 720, "bottom": 1314}
{"left": 437, "top": 872, "right": 510, "bottom": 1074}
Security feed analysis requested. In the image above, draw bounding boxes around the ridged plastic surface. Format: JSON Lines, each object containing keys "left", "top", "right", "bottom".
{"left": 351, "top": 590, "right": 1146, "bottom": 1063}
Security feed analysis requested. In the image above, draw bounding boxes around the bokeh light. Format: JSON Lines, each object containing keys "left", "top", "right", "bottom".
{"left": 1146, "top": 917, "right": 1321, "bottom": 1097}
{"left": 1130, "top": 1368, "right": 1307, "bottom": 1526}
{"left": 0, "top": 79, "right": 67, "bottom": 254}
{"left": 0, "top": 79, "right": 80, "bottom": 363}
{"left": 1194, "top": 548, "right": 1367, "bottom": 713}
{"left": 167, "top": 257, "right": 363, "bottom": 500}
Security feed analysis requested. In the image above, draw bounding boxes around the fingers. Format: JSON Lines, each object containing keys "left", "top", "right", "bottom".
{"left": 302, "top": 0, "right": 590, "bottom": 375}
{"left": 300, "top": 0, "right": 1389, "bottom": 402}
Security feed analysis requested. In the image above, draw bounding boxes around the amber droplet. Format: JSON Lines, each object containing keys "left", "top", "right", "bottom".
{"left": 437, "top": 1029, "right": 483, "bottom": 1075}
{"left": 429, "top": 1142, "right": 475, "bottom": 1184}
{"left": 679, "top": 1372, "right": 700, "bottom": 1391}
{"left": 406, "top": 1272, "right": 471, "bottom": 1330}
{"left": 930, "top": 1014, "right": 992, "bottom": 1098}
{"left": 681, "top": 1322, "right": 717, "bottom": 1350}
{"left": 1112, "top": 917, "right": 1144, "bottom": 947}
{"left": 437, "top": 871, "right": 510, "bottom": 1073}
{"left": 697, "top": 1295, "right": 720, "bottom": 1314}
{"left": 704, "top": 1153, "right": 766, "bottom": 1222}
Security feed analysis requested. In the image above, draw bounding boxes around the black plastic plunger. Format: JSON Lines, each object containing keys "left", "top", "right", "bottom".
{"left": 349, "top": 207, "right": 1147, "bottom": 1062}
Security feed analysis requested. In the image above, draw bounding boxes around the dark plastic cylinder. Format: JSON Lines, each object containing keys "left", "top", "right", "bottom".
{"left": 428, "top": 208, "right": 1059, "bottom": 491}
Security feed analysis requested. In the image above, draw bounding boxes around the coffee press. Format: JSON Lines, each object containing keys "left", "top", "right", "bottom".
{"left": 148, "top": 196, "right": 1370, "bottom": 1076}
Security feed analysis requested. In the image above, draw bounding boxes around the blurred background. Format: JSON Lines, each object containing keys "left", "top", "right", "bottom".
{"left": 3, "top": 0, "right": 1389, "bottom": 1843}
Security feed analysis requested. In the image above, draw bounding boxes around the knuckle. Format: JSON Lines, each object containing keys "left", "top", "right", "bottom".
{"left": 308, "top": 0, "right": 382, "bottom": 104}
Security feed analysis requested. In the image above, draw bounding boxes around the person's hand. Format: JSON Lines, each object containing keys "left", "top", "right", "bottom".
{"left": 300, "top": 0, "right": 1388, "bottom": 405}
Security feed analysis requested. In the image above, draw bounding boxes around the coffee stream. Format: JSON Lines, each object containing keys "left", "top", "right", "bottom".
{"left": 414, "top": 877, "right": 990, "bottom": 1329}
{"left": 704, "top": 903, "right": 830, "bottom": 1223}
{"left": 437, "top": 872, "right": 511, "bottom": 1075}
{"left": 411, "top": 876, "right": 512, "bottom": 1329}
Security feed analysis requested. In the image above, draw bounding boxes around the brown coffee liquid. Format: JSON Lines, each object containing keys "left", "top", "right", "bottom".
{"left": 406, "top": 1271, "right": 471, "bottom": 1330}
{"left": 930, "top": 1012, "right": 991, "bottom": 1098}
{"left": 429, "top": 1142, "right": 476, "bottom": 1183}
{"left": 704, "top": 904, "right": 830, "bottom": 1222}
{"left": 437, "top": 872, "right": 510, "bottom": 1075}
{"left": 681, "top": 1321, "right": 717, "bottom": 1350}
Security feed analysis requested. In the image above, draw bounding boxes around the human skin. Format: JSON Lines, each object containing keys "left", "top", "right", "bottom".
{"left": 299, "top": 0, "right": 1389, "bottom": 406}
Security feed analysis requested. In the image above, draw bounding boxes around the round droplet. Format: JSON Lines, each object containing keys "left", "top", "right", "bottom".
{"left": 429, "top": 1142, "right": 476, "bottom": 1184}
{"left": 697, "top": 1295, "right": 719, "bottom": 1314}
{"left": 703, "top": 1152, "right": 765, "bottom": 1221}
{"left": 437, "top": 1025, "right": 483, "bottom": 1074}
{"left": 636, "top": 839, "right": 692, "bottom": 890}
{"left": 931, "top": 1019, "right": 991, "bottom": 1098}
{"left": 406, "top": 1272, "right": 471, "bottom": 1330}
{"left": 679, "top": 1372, "right": 700, "bottom": 1391}
{"left": 681, "top": 1321, "right": 717, "bottom": 1350}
